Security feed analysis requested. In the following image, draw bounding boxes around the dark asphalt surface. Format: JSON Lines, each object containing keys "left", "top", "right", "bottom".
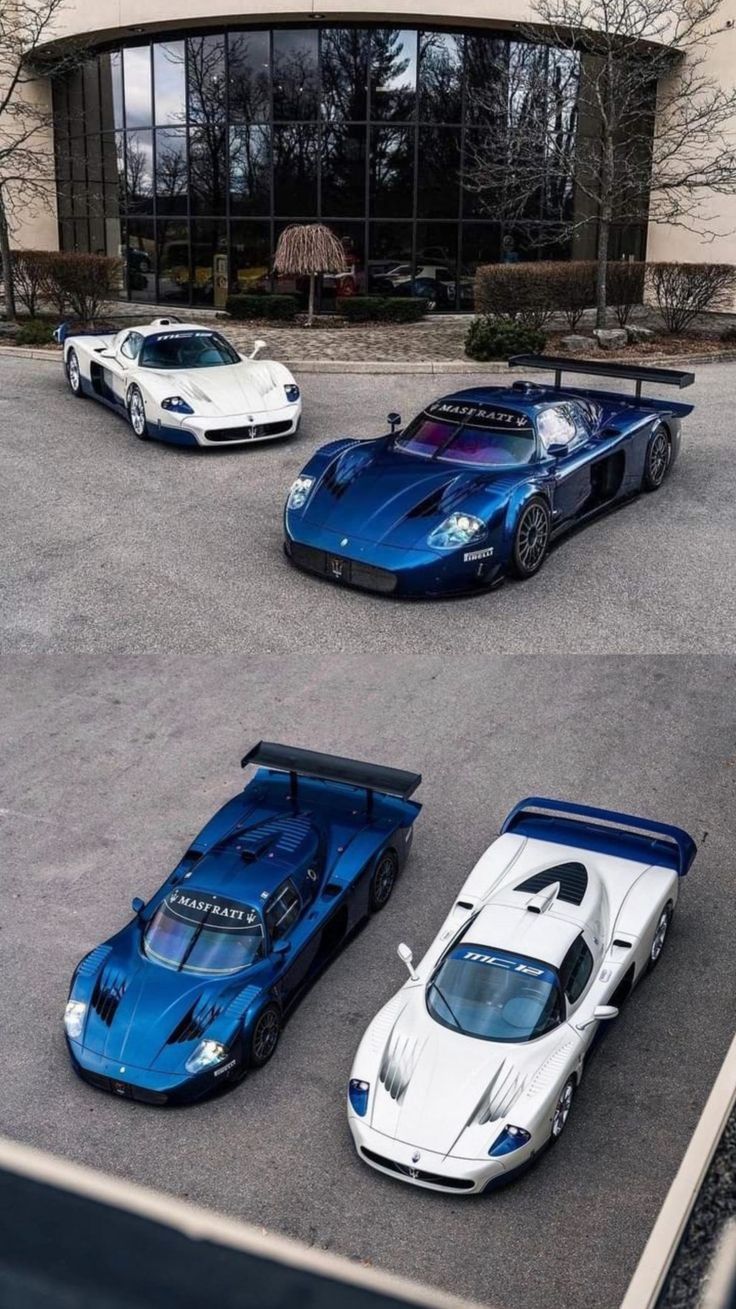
{"left": 1, "top": 355, "right": 735, "bottom": 653}
{"left": 2, "top": 657, "right": 735, "bottom": 1309}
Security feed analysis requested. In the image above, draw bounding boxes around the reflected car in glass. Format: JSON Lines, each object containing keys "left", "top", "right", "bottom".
{"left": 348, "top": 796, "right": 696, "bottom": 1192}
{"left": 284, "top": 355, "right": 694, "bottom": 597}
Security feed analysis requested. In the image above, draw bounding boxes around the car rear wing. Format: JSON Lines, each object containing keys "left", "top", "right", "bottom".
{"left": 501, "top": 796, "right": 696, "bottom": 877}
{"left": 508, "top": 354, "right": 694, "bottom": 404}
{"left": 241, "top": 741, "right": 421, "bottom": 815}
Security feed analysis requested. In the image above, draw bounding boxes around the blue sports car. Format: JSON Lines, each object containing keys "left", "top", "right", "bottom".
{"left": 64, "top": 743, "right": 421, "bottom": 1105}
{"left": 284, "top": 355, "right": 694, "bottom": 598}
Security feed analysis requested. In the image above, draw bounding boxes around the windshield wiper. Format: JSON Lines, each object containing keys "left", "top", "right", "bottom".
{"left": 428, "top": 979, "right": 462, "bottom": 1030}
{"left": 430, "top": 420, "right": 469, "bottom": 461}
{"left": 177, "top": 907, "right": 215, "bottom": 972}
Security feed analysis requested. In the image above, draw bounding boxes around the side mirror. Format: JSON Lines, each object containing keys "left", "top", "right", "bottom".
{"left": 387, "top": 412, "right": 402, "bottom": 434}
{"left": 546, "top": 441, "right": 569, "bottom": 458}
{"left": 576, "top": 1003, "right": 618, "bottom": 1031}
{"left": 131, "top": 896, "right": 145, "bottom": 916}
{"left": 397, "top": 941, "right": 418, "bottom": 981}
{"left": 274, "top": 939, "right": 292, "bottom": 957}
{"left": 250, "top": 338, "right": 267, "bottom": 359}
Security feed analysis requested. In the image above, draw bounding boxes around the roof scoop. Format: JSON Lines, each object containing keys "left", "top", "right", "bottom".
{"left": 526, "top": 881, "right": 560, "bottom": 914}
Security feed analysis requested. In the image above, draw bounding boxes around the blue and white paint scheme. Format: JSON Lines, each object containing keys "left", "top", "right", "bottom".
{"left": 62, "top": 317, "right": 302, "bottom": 448}
{"left": 348, "top": 796, "right": 696, "bottom": 1193}
{"left": 64, "top": 742, "right": 421, "bottom": 1105}
{"left": 284, "top": 355, "right": 694, "bottom": 598}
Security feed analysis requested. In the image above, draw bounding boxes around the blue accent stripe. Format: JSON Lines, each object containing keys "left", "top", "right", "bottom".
{"left": 501, "top": 797, "right": 696, "bottom": 876}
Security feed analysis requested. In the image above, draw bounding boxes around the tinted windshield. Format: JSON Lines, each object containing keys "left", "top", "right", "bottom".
{"left": 427, "top": 943, "right": 562, "bottom": 1042}
{"left": 139, "top": 331, "right": 240, "bottom": 370}
{"left": 143, "top": 889, "right": 263, "bottom": 975}
{"left": 396, "top": 400, "right": 535, "bottom": 467}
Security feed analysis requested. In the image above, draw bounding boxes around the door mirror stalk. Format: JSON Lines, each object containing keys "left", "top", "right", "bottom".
{"left": 576, "top": 1003, "right": 618, "bottom": 1031}
{"left": 397, "top": 941, "right": 418, "bottom": 980}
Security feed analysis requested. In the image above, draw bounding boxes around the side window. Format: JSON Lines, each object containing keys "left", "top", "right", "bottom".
{"left": 559, "top": 936, "right": 594, "bottom": 1005}
{"left": 265, "top": 881, "right": 301, "bottom": 943}
{"left": 537, "top": 404, "right": 578, "bottom": 452}
{"left": 120, "top": 332, "right": 142, "bottom": 361}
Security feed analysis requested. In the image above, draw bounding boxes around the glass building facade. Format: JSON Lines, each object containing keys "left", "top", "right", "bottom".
{"left": 52, "top": 25, "right": 647, "bottom": 311}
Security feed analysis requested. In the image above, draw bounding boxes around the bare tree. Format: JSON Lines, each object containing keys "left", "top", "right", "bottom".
{"left": 0, "top": 0, "right": 83, "bottom": 319}
{"left": 463, "top": 0, "right": 736, "bottom": 325}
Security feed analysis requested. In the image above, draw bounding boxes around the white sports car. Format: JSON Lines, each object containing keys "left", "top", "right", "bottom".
{"left": 348, "top": 796, "right": 696, "bottom": 1195}
{"left": 62, "top": 318, "right": 302, "bottom": 448}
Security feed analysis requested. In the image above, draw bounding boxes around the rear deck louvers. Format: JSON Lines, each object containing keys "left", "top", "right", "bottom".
{"left": 516, "top": 861, "right": 588, "bottom": 906}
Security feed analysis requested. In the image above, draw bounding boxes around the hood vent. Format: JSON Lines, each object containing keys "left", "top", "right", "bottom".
{"left": 91, "top": 967, "right": 127, "bottom": 1026}
{"left": 168, "top": 996, "right": 223, "bottom": 1045}
{"left": 236, "top": 813, "right": 314, "bottom": 861}
{"left": 516, "top": 861, "right": 588, "bottom": 907}
{"left": 379, "top": 1032, "right": 425, "bottom": 1103}
{"left": 474, "top": 1059, "right": 527, "bottom": 1125}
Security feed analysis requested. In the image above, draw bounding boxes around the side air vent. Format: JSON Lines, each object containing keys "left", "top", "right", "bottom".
{"left": 516, "top": 861, "right": 588, "bottom": 906}
{"left": 167, "top": 996, "right": 223, "bottom": 1044}
{"left": 613, "top": 938, "right": 632, "bottom": 949}
{"left": 91, "top": 968, "right": 127, "bottom": 1026}
{"left": 456, "top": 900, "right": 473, "bottom": 910}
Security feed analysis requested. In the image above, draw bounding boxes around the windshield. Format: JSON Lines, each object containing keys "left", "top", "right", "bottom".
{"left": 139, "top": 331, "right": 240, "bottom": 370}
{"left": 396, "top": 400, "right": 536, "bottom": 467}
{"left": 143, "top": 889, "right": 263, "bottom": 975}
{"left": 427, "top": 943, "right": 562, "bottom": 1042}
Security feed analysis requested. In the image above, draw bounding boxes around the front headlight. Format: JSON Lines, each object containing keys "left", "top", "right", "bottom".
{"left": 427, "top": 512, "right": 486, "bottom": 550}
{"left": 284, "top": 383, "right": 300, "bottom": 403}
{"left": 488, "top": 1125, "right": 531, "bottom": 1157}
{"left": 287, "top": 475, "right": 314, "bottom": 510}
{"left": 348, "top": 1079, "right": 370, "bottom": 1116}
{"left": 185, "top": 1039, "right": 228, "bottom": 1075}
{"left": 64, "top": 1000, "right": 87, "bottom": 1040}
{"left": 161, "top": 396, "right": 194, "bottom": 414}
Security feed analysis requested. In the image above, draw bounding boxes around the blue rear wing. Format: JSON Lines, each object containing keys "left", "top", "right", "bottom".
{"left": 501, "top": 797, "right": 696, "bottom": 877}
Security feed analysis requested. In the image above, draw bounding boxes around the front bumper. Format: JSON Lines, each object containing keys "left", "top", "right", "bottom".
{"left": 67, "top": 1039, "right": 239, "bottom": 1106}
{"left": 284, "top": 521, "right": 503, "bottom": 598}
{"left": 348, "top": 1114, "right": 535, "bottom": 1194}
{"left": 155, "top": 401, "right": 302, "bottom": 448}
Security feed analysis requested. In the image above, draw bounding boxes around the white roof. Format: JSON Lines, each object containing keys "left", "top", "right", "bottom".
{"left": 462, "top": 901, "right": 581, "bottom": 970}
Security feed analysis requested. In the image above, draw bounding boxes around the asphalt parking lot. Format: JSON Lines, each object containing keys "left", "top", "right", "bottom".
{"left": 2, "top": 656, "right": 734, "bottom": 1309}
{"left": 1, "top": 354, "right": 735, "bottom": 653}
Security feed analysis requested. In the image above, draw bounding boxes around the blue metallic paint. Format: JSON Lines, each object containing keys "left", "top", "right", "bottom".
{"left": 66, "top": 756, "right": 421, "bottom": 1105}
{"left": 284, "top": 380, "right": 687, "bottom": 598}
{"left": 501, "top": 797, "right": 697, "bottom": 876}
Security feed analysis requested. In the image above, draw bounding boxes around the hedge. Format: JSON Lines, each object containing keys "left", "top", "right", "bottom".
{"left": 226, "top": 293, "right": 298, "bottom": 320}
{"left": 11, "top": 250, "right": 121, "bottom": 321}
{"left": 473, "top": 259, "right": 648, "bottom": 328}
{"left": 465, "top": 317, "right": 547, "bottom": 361}
{"left": 336, "top": 296, "right": 429, "bottom": 323}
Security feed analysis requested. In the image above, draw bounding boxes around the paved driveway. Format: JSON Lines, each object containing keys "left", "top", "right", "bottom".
{"left": 1, "top": 355, "right": 734, "bottom": 653}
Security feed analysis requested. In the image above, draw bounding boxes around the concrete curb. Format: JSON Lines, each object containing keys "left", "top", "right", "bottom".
{"left": 3, "top": 345, "right": 736, "bottom": 373}
{"left": 620, "top": 1032, "right": 736, "bottom": 1309}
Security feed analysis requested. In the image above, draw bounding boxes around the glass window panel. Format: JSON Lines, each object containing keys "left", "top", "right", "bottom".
{"left": 101, "top": 132, "right": 125, "bottom": 216}
{"left": 415, "top": 221, "right": 459, "bottom": 309}
{"left": 273, "top": 29, "right": 319, "bottom": 120}
{"left": 86, "top": 133, "right": 104, "bottom": 216}
{"left": 190, "top": 219, "right": 227, "bottom": 305}
{"left": 89, "top": 215, "right": 106, "bottom": 255}
{"left": 369, "top": 126, "right": 414, "bottom": 217}
{"left": 465, "top": 35, "right": 511, "bottom": 126}
{"left": 74, "top": 219, "right": 90, "bottom": 252}
{"left": 83, "top": 59, "right": 102, "bottom": 134}
{"left": 321, "top": 29, "right": 369, "bottom": 121}
{"left": 417, "top": 127, "right": 460, "bottom": 218}
{"left": 125, "top": 217, "right": 156, "bottom": 301}
{"left": 99, "top": 52, "right": 123, "bottom": 132}
{"left": 156, "top": 219, "right": 190, "bottom": 302}
{"left": 321, "top": 126, "right": 366, "bottom": 217}
{"left": 228, "top": 30, "right": 270, "bottom": 122}
{"left": 460, "top": 222, "right": 501, "bottom": 308}
{"left": 123, "top": 45, "right": 152, "bottom": 128}
{"left": 367, "top": 222, "right": 412, "bottom": 294}
{"left": 154, "top": 41, "right": 186, "bottom": 125}
{"left": 229, "top": 126, "right": 270, "bottom": 216}
{"left": 60, "top": 219, "right": 75, "bottom": 251}
{"left": 370, "top": 30, "right": 417, "bottom": 122}
{"left": 71, "top": 142, "right": 87, "bottom": 217}
{"left": 318, "top": 221, "right": 365, "bottom": 308}
{"left": 125, "top": 129, "right": 154, "bottom": 213}
{"left": 155, "top": 128, "right": 188, "bottom": 215}
{"left": 105, "top": 216, "right": 123, "bottom": 263}
{"left": 189, "top": 124, "right": 228, "bottom": 214}
{"left": 273, "top": 124, "right": 318, "bottom": 214}
{"left": 67, "top": 69, "right": 84, "bottom": 138}
{"left": 418, "top": 32, "right": 463, "bottom": 122}
{"left": 187, "top": 35, "right": 226, "bottom": 125}
{"left": 230, "top": 219, "right": 272, "bottom": 294}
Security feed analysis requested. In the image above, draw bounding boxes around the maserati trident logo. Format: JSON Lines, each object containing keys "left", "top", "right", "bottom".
{"left": 247, "top": 424, "right": 258, "bottom": 438}
{"left": 331, "top": 558, "right": 344, "bottom": 579}
{"left": 408, "top": 1168, "right": 419, "bottom": 1179}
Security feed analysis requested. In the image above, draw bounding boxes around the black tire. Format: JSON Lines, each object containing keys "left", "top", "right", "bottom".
{"left": 642, "top": 424, "right": 672, "bottom": 491}
{"left": 550, "top": 1076, "right": 575, "bottom": 1142}
{"left": 369, "top": 848, "right": 399, "bottom": 913}
{"left": 247, "top": 1003, "right": 281, "bottom": 1069}
{"left": 510, "top": 497, "right": 551, "bottom": 579}
{"left": 127, "top": 384, "right": 149, "bottom": 440}
{"left": 66, "top": 348, "right": 84, "bottom": 398}
{"left": 647, "top": 902, "right": 672, "bottom": 972}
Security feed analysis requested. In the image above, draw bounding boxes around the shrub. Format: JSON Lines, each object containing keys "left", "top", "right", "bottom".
{"left": 226, "top": 293, "right": 298, "bottom": 320}
{"left": 34, "top": 252, "right": 122, "bottom": 320}
{"left": 465, "top": 316, "right": 547, "bottom": 361}
{"left": 647, "top": 262, "right": 736, "bottom": 334}
{"left": 15, "top": 317, "right": 54, "bottom": 346}
{"left": 11, "top": 250, "right": 52, "bottom": 318}
{"left": 559, "top": 262, "right": 597, "bottom": 330}
{"left": 474, "top": 261, "right": 598, "bottom": 330}
{"left": 606, "top": 261, "right": 646, "bottom": 327}
{"left": 336, "top": 296, "right": 429, "bottom": 322}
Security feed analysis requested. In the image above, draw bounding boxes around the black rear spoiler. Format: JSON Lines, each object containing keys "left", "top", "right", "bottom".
{"left": 241, "top": 741, "right": 421, "bottom": 812}
{"left": 509, "top": 354, "right": 694, "bottom": 400}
